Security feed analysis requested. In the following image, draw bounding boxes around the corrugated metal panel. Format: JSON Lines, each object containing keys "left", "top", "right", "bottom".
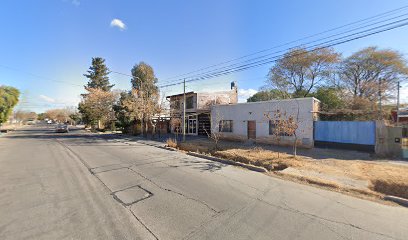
{"left": 314, "top": 121, "right": 376, "bottom": 145}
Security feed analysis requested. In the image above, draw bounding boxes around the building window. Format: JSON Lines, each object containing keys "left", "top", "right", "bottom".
{"left": 219, "top": 120, "right": 233, "bottom": 132}
{"left": 186, "top": 96, "right": 194, "bottom": 109}
{"left": 269, "top": 120, "right": 294, "bottom": 136}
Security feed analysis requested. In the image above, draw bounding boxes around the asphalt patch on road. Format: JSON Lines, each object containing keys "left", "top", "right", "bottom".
{"left": 113, "top": 185, "right": 152, "bottom": 206}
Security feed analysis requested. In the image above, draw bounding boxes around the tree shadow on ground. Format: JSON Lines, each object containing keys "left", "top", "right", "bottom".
{"left": 174, "top": 158, "right": 226, "bottom": 172}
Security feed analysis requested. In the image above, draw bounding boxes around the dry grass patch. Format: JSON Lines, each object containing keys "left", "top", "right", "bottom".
{"left": 166, "top": 138, "right": 178, "bottom": 148}
{"left": 178, "top": 141, "right": 216, "bottom": 153}
{"left": 177, "top": 139, "right": 408, "bottom": 199}
{"left": 213, "top": 148, "right": 301, "bottom": 171}
{"left": 297, "top": 159, "right": 408, "bottom": 198}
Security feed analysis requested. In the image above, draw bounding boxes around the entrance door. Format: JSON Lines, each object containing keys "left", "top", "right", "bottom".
{"left": 187, "top": 115, "right": 197, "bottom": 135}
{"left": 247, "top": 121, "right": 256, "bottom": 139}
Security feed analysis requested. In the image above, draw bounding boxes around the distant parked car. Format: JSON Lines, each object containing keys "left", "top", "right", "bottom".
{"left": 26, "top": 120, "right": 36, "bottom": 125}
{"left": 47, "top": 120, "right": 53, "bottom": 124}
{"left": 55, "top": 124, "right": 69, "bottom": 133}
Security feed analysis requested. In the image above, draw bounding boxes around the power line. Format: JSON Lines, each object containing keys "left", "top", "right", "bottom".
{"left": 107, "top": 6, "right": 408, "bottom": 89}
{"left": 171, "top": 14, "right": 408, "bottom": 82}
{"left": 157, "top": 17, "right": 408, "bottom": 88}
{"left": 159, "top": 15, "right": 408, "bottom": 86}
{"left": 158, "top": 5, "right": 408, "bottom": 83}
{"left": 0, "top": 64, "right": 83, "bottom": 87}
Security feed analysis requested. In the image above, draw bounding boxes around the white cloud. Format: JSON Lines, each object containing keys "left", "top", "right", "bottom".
{"left": 39, "top": 95, "right": 55, "bottom": 103}
{"left": 71, "top": 0, "right": 80, "bottom": 6}
{"left": 238, "top": 88, "right": 258, "bottom": 103}
{"left": 110, "top": 18, "right": 126, "bottom": 31}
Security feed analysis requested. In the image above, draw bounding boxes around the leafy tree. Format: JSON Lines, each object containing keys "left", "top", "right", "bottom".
{"left": 37, "top": 113, "right": 45, "bottom": 121}
{"left": 313, "top": 87, "right": 345, "bottom": 111}
{"left": 339, "top": 47, "right": 408, "bottom": 107}
{"left": 0, "top": 86, "right": 20, "bottom": 124}
{"left": 247, "top": 89, "right": 289, "bottom": 102}
{"left": 268, "top": 48, "right": 340, "bottom": 97}
{"left": 84, "top": 57, "right": 114, "bottom": 91}
{"left": 131, "top": 62, "right": 158, "bottom": 97}
{"left": 79, "top": 88, "right": 117, "bottom": 129}
{"left": 117, "top": 62, "right": 161, "bottom": 136}
{"left": 79, "top": 57, "right": 115, "bottom": 128}
{"left": 69, "top": 112, "right": 82, "bottom": 125}
{"left": 114, "top": 91, "right": 137, "bottom": 133}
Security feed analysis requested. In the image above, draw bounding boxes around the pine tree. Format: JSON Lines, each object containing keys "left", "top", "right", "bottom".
{"left": 84, "top": 57, "right": 114, "bottom": 91}
{"left": 130, "top": 62, "right": 158, "bottom": 97}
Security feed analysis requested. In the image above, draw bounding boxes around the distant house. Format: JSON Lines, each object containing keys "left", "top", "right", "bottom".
{"left": 391, "top": 108, "right": 408, "bottom": 124}
{"left": 210, "top": 97, "right": 320, "bottom": 148}
{"left": 167, "top": 82, "right": 238, "bottom": 135}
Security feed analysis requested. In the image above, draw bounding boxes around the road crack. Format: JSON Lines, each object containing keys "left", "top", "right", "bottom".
{"left": 256, "top": 197, "right": 400, "bottom": 240}
{"left": 127, "top": 167, "right": 220, "bottom": 213}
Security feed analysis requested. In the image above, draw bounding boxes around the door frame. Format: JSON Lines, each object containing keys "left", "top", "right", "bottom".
{"left": 247, "top": 120, "right": 256, "bottom": 139}
{"left": 186, "top": 114, "right": 198, "bottom": 135}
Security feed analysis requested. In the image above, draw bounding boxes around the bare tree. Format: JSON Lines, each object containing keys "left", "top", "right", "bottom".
{"left": 264, "top": 109, "right": 292, "bottom": 157}
{"left": 207, "top": 108, "right": 225, "bottom": 150}
{"left": 268, "top": 47, "right": 340, "bottom": 97}
{"left": 150, "top": 94, "right": 168, "bottom": 138}
{"left": 170, "top": 117, "right": 181, "bottom": 141}
{"left": 14, "top": 111, "right": 37, "bottom": 123}
{"left": 263, "top": 101, "right": 301, "bottom": 157}
{"left": 339, "top": 47, "right": 408, "bottom": 112}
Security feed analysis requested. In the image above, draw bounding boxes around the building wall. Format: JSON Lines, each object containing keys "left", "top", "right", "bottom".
{"left": 196, "top": 89, "right": 238, "bottom": 111}
{"left": 210, "top": 98, "right": 318, "bottom": 148}
{"left": 169, "top": 88, "right": 237, "bottom": 117}
{"left": 169, "top": 93, "right": 198, "bottom": 117}
{"left": 376, "top": 120, "right": 404, "bottom": 158}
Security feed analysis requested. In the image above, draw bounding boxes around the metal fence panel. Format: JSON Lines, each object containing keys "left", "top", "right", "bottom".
{"left": 314, "top": 121, "right": 375, "bottom": 145}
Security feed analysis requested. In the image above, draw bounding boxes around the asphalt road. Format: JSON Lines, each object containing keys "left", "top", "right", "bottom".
{"left": 1, "top": 125, "right": 407, "bottom": 240}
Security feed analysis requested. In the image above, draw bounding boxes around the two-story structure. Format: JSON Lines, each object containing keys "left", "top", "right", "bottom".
{"left": 167, "top": 82, "right": 238, "bottom": 135}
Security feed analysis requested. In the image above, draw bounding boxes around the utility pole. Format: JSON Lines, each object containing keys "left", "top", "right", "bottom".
{"left": 378, "top": 77, "right": 383, "bottom": 120}
{"left": 182, "top": 78, "right": 186, "bottom": 142}
{"left": 397, "top": 81, "right": 400, "bottom": 126}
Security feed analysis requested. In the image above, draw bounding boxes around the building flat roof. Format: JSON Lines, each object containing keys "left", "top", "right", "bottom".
{"left": 212, "top": 97, "right": 320, "bottom": 107}
{"left": 166, "top": 91, "right": 195, "bottom": 98}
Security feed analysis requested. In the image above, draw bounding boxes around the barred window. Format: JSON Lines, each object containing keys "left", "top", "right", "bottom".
{"left": 219, "top": 120, "right": 233, "bottom": 132}
{"left": 269, "top": 120, "right": 294, "bottom": 136}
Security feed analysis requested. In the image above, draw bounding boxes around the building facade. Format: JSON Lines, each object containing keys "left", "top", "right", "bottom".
{"left": 167, "top": 82, "right": 238, "bottom": 135}
{"left": 210, "top": 97, "right": 320, "bottom": 148}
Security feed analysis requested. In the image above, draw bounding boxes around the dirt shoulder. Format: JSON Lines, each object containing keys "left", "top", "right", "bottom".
{"left": 174, "top": 139, "right": 408, "bottom": 202}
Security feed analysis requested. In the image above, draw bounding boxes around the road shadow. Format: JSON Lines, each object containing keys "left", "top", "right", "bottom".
{"left": 175, "top": 158, "right": 226, "bottom": 173}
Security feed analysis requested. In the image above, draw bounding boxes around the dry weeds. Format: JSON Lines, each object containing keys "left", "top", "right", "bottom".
{"left": 177, "top": 139, "right": 408, "bottom": 199}
{"left": 166, "top": 138, "right": 178, "bottom": 148}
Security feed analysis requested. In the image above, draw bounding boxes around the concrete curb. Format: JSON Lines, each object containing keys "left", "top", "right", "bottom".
{"left": 186, "top": 152, "right": 268, "bottom": 173}
{"left": 156, "top": 146, "right": 176, "bottom": 151}
{"left": 104, "top": 133, "right": 267, "bottom": 173}
{"left": 384, "top": 195, "right": 408, "bottom": 207}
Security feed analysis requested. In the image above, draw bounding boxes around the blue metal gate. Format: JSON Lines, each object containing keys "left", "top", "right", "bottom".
{"left": 314, "top": 121, "right": 376, "bottom": 152}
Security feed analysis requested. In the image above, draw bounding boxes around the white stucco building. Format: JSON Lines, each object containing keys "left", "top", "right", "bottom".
{"left": 210, "top": 97, "right": 320, "bottom": 148}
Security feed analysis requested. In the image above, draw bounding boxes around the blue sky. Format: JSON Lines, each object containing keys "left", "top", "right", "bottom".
{"left": 1, "top": 0, "right": 408, "bottom": 112}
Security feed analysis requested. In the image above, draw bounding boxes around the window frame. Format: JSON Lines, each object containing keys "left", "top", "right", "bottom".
{"left": 269, "top": 120, "right": 294, "bottom": 136}
{"left": 219, "top": 120, "right": 233, "bottom": 132}
{"left": 186, "top": 96, "right": 194, "bottom": 109}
